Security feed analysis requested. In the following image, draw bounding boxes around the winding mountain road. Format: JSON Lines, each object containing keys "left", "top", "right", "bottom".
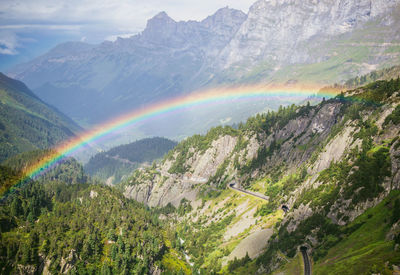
{"left": 228, "top": 182, "right": 269, "bottom": 201}
{"left": 300, "top": 246, "right": 311, "bottom": 275}
{"left": 227, "top": 182, "right": 312, "bottom": 275}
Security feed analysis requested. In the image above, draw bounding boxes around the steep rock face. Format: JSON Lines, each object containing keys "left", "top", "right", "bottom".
{"left": 312, "top": 124, "right": 356, "bottom": 173}
{"left": 124, "top": 135, "right": 238, "bottom": 206}
{"left": 122, "top": 81, "right": 400, "bottom": 273}
{"left": 9, "top": 1, "right": 400, "bottom": 130}
{"left": 124, "top": 87, "right": 400, "bottom": 232}
{"left": 7, "top": 8, "right": 246, "bottom": 125}
{"left": 123, "top": 102, "right": 345, "bottom": 206}
{"left": 266, "top": 102, "right": 342, "bottom": 169}
{"left": 218, "top": 0, "right": 399, "bottom": 68}
{"left": 139, "top": 8, "right": 246, "bottom": 57}
{"left": 189, "top": 135, "right": 238, "bottom": 179}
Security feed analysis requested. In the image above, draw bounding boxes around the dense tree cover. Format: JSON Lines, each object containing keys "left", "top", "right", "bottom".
{"left": 0, "top": 150, "right": 93, "bottom": 197}
{"left": 0, "top": 73, "right": 80, "bottom": 163}
{"left": 177, "top": 199, "right": 192, "bottom": 216}
{"left": 0, "top": 157, "right": 187, "bottom": 274}
{"left": 0, "top": 183, "right": 169, "bottom": 274}
{"left": 0, "top": 165, "right": 25, "bottom": 196}
{"left": 85, "top": 137, "right": 177, "bottom": 183}
{"left": 384, "top": 105, "right": 400, "bottom": 126}
{"left": 238, "top": 103, "right": 310, "bottom": 135}
{"left": 227, "top": 252, "right": 250, "bottom": 273}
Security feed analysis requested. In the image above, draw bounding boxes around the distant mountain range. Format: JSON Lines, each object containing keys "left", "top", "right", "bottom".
{"left": 7, "top": 7, "right": 246, "bottom": 126}
{"left": 6, "top": 0, "right": 400, "bottom": 142}
{"left": 0, "top": 73, "right": 81, "bottom": 162}
{"left": 84, "top": 137, "right": 177, "bottom": 184}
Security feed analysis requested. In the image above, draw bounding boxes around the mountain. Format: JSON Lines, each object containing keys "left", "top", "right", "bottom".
{"left": 6, "top": 1, "right": 400, "bottom": 146}
{"left": 213, "top": 0, "right": 400, "bottom": 84}
{"left": 84, "top": 137, "right": 177, "bottom": 184}
{"left": 1, "top": 78, "right": 399, "bottom": 274}
{"left": 0, "top": 73, "right": 81, "bottom": 163}
{"left": 121, "top": 78, "right": 400, "bottom": 273}
{"left": 218, "top": 0, "right": 399, "bottom": 67}
{"left": 7, "top": 8, "right": 246, "bottom": 126}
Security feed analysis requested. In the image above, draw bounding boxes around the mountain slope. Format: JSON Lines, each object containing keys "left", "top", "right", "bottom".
{"left": 121, "top": 78, "right": 400, "bottom": 273}
{"left": 0, "top": 73, "right": 81, "bottom": 162}
{"left": 214, "top": 0, "right": 400, "bottom": 84}
{"left": 0, "top": 79, "right": 399, "bottom": 274}
{"left": 6, "top": 1, "right": 400, "bottom": 145}
{"left": 218, "top": 0, "right": 399, "bottom": 68}
{"left": 0, "top": 158, "right": 188, "bottom": 274}
{"left": 84, "top": 137, "right": 177, "bottom": 184}
{"left": 7, "top": 8, "right": 246, "bottom": 126}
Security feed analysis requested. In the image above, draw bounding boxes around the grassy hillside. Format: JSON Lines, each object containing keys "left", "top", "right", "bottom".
{"left": 0, "top": 73, "right": 81, "bottom": 162}
{"left": 313, "top": 190, "right": 400, "bottom": 274}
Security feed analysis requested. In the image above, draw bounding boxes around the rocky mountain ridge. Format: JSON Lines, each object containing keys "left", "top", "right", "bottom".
{"left": 7, "top": 0, "right": 400, "bottom": 140}
{"left": 7, "top": 7, "right": 246, "bottom": 124}
{"left": 121, "top": 78, "right": 400, "bottom": 273}
{"left": 218, "top": 0, "right": 400, "bottom": 68}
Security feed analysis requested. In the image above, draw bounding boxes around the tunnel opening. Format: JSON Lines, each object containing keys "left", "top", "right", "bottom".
{"left": 300, "top": 246, "right": 308, "bottom": 252}
{"left": 281, "top": 204, "right": 289, "bottom": 213}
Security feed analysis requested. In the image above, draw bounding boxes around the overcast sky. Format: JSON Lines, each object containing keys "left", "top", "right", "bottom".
{"left": 0, "top": 0, "right": 255, "bottom": 70}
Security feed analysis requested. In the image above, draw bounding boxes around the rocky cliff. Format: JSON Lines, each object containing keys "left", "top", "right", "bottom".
{"left": 123, "top": 79, "right": 400, "bottom": 212}
{"left": 7, "top": 8, "right": 246, "bottom": 126}
{"left": 7, "top": 1, "right": 400, "bottom": 139}
{"left": 218, "top": 0, "right": 400, "bottom": 68}
{"left": 121, "top": 78, "right": 400, "bottom": 274}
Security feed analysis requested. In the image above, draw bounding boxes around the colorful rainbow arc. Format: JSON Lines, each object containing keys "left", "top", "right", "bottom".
{"left": 3, "top": 84, "right": 338, "bottom": 197}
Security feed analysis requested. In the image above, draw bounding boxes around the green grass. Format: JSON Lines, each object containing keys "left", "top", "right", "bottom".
{"left": 271, "top": 252, "right": 303, "bottom": 275}
{"left": 313, "top": 191, "right": 400, "bottom": 275}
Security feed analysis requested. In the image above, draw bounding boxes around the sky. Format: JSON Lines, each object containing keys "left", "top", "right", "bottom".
{"left": 0, "top": 0, "right": 255, "bottom": 71}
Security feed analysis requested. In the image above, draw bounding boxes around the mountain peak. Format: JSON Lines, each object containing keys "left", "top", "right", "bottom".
{"left": 204, "top": 6, "right": 246, "bottom": 21}
{"left": 140, "top": 11, "right": 179, "bottom": 44}
{"left": 148, "top": 11, "right": 175, "bottom": 24}
{"left": 153, "top": 11, "right": 172, "bottom": 20}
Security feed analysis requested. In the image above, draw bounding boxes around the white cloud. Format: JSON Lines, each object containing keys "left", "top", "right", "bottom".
{"left": 0, "top": 31, "right": 19, "bottom": 55}
{"left": 105, "top": 33, "right": 136, "bottom": 42}
{"left": 0, "top": 0, "right": 255, "bottom": 59}
{"left": 0, "top": 24, "right": 81, "bottom": 30}
{"left": 0, "top": 0, "right": 254, "bottom": 34}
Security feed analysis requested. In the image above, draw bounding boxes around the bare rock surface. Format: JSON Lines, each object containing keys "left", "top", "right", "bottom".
{"left": 226, "top": 228, "right": 273, "bottom": 261}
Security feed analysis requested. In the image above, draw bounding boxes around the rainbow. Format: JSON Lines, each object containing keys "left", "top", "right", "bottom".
{"left": 2, "top": 84, "right": 340, "bottom": 198}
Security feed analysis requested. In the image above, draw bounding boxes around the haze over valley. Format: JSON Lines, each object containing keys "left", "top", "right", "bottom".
{"left": 1, "top": 1, "right": 400, "bottom": 274}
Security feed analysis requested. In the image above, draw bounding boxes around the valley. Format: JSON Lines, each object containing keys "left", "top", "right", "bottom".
{"left": 1, "top": 71, "right": 400, "bottom": 275}
{"left": 1, "top": 0, "right": 400, "bottom": 274}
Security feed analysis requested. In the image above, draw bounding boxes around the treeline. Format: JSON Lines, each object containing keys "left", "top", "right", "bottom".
{"left": 0, "top": 158, "right": 184, "bottom": 274}
{"left": 0, "top": 73, "right": 80, "bottom": 163}
{"left": 85, "top": 137, "right": 177, "bottom": 183}
{"left": 344, "top": 65, "right": 400, "bottom": 88}
{"left": 167, "top": 103, "right": 313, "bottom": 176}
{"left": 319, "top": 65, "right": 400, "bottom": 94}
